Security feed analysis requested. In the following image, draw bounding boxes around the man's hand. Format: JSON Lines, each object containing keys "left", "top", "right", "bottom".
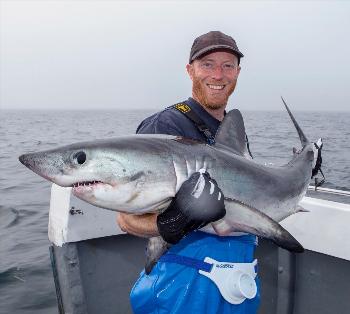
{"left": 157, "top": 171, "right": 226, "bottom": 244}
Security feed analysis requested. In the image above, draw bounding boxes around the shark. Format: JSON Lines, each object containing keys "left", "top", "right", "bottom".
{"left": 19, "top": 98, "right": 320, "bottom": 273}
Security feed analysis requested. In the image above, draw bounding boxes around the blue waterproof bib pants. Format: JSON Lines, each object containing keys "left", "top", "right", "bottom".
{"left": 130, "top": 231, "right": 260, "bottom": 314}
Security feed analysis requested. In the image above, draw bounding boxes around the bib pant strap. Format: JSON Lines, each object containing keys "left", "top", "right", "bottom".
{"left": 159, "top": 253, "right": 213, "bottom": 272}
{"left": 173, "top": 103, "right": 215, "bottom": 145}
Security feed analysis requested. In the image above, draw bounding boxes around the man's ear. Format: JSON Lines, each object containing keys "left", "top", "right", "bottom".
{"left": 186, "top": 63, "right": 194, "bottom": 81}
{"left": 236, "top": 66, "right": 241, "bottom": 79}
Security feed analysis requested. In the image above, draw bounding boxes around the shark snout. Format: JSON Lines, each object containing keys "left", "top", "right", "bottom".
{"left": 19, "top": 152, "right": 55, "bottom": 180}
{"left": 19, "top": 153, "right": 34, "bottom": 169}
{"left": 19, "top": 151, "right": 83, "bottom": 187}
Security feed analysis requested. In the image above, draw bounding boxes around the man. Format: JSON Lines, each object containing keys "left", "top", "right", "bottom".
{"left": 117, "top": 31, "right": 260, "bottom": 313}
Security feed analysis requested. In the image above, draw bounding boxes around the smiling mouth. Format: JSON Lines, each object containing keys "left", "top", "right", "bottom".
{"left": 207, "top": 84, "right": 225, "bottom": 90}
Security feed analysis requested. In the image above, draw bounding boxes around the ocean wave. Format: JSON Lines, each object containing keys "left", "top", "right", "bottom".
{"left": 0, "top": 206, "right": 20, "bottom": 229}
{"left": 0, "top": 266, "right": 23, "bottom": 283}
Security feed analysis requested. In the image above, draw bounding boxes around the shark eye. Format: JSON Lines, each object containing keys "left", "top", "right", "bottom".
{"left": 73, "top": 151, "right": 86, "bottom": 165}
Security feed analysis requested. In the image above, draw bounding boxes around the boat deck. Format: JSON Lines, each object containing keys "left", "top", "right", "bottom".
{"left": 48, "top": 185, "right": 350, "bottom": 314}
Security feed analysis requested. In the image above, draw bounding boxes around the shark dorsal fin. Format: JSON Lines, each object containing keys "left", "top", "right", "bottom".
{"left": 214, "top": 109, "right": 249, "bottom": 157}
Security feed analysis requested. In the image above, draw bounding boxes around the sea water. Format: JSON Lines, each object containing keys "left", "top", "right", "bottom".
{"left": 0, "top": 109, "right": 349, "bottom": 313}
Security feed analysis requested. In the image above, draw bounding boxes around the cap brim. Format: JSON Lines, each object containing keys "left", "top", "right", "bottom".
{"left": 190, "top": 44, "right": 244, "bottom": 63}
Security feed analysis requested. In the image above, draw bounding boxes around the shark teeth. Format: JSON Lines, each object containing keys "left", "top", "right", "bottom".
{"left": 208, "top": 84, "right": 225, "bottom": 90}
{"left": 72, "top": 180, "right": 102, "bottom": 188}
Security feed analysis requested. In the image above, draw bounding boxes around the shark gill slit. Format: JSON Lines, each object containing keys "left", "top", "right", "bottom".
{"left": 195, "top": 158, "right": 199, "bottom": 172}
{"left": 189, "top": 157, "right": 196, "bottom": 176}
{"left": 184, "top": 158, "right": 190, "bottom": 178}
{"left": 171, "top": 157, "right": 180, "bottom": 192}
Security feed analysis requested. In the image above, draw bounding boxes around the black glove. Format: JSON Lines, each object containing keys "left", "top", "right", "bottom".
{"left": 157, "top": 171, "right": 226, "bottom": 244}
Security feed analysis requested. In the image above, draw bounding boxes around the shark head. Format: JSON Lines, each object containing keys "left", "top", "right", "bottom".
{"left": 19, "top": 137, "right": 176, "bottom": 212}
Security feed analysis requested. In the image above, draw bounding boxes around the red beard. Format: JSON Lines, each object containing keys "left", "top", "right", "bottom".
{"left": 192, "top": 75, "right": 237, "bottom": 110}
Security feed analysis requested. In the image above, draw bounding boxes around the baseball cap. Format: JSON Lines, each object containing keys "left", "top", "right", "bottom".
{"left": 189, "top": 31, "right": 244, "bottom": 63}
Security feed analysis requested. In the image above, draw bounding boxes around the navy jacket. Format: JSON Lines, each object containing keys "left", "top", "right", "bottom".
{"left": 136, "top": 98, "right": 220, "bottom": 141}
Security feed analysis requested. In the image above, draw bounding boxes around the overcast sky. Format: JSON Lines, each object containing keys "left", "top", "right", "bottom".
{"left": 1, "top": 0, "right": 349, "bottom": 111}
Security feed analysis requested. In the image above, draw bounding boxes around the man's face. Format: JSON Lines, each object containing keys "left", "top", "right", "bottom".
{"left": 186, "top": 51, "right": 241, "bottom": 110}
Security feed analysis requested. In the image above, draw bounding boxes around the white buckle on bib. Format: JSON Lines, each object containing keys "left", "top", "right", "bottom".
{"left": 199, "top": 257, "right": 258, "bottom": 304}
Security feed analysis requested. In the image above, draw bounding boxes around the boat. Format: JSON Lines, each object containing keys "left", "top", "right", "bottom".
{"left": 48, "top": 184, "right": 350, "bottom": 314}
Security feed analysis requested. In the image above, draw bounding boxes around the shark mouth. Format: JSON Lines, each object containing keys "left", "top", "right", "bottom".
{"left": 72, "top": 180, "right": 104, "bottom": 188}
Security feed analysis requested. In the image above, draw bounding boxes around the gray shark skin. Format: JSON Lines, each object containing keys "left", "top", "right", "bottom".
{"left": 19, "top": 99, "right": 317, "bottom": 273}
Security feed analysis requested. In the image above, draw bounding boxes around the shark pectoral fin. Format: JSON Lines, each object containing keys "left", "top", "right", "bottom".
{"left": 145, "top": 236, "right": 171, "bottom": 274}
{"left": 221, "top": 198, "right": 304, "bottom": 253}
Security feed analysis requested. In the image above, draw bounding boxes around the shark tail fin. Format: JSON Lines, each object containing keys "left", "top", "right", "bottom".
{"left": 281, "top": 97, "right": 309, "bottom": 146}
